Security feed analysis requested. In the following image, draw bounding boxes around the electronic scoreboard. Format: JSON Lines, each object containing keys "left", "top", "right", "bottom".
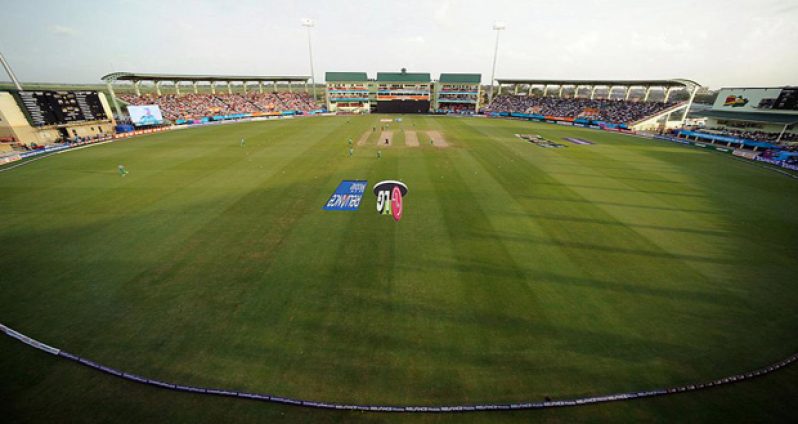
{"left": 10, "top": 90, "right": 109, "bottom": 127}
{"left": 772, "top": 88, "right": 798, "bottom": 111}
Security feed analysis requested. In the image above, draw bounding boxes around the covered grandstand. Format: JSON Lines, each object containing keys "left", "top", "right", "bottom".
{"left": 102, "top": 72, "right": 320, "bottom": 124}
{"left": 676, "top": 86, "right": 798, "bottom": 157}
{"left": 488, "top": 78, "right": 702, "bottom": 131}
{"left": 101, "top": 72, "right": 313, "bottom": 116}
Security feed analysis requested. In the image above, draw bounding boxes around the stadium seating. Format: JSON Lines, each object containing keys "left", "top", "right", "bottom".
{"left": 484, "top": 95, "right": 679, "bottom": 125}
{"left": 436, "top": 103, "right": 475, "bottom": 114}
{"left": 119, "top": 92, "right": 321, "bottom": 122}
{"left": 694, "top": 128, "right": 798, "bottom": 145}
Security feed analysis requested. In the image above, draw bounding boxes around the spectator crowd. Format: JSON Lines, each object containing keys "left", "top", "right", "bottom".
{"left": 436, "top": 103, "right": 476, "bottom": 114}
{"left": 438, "top": 93, "right": 477, "bottom": 101}
{"left": 484, "top": 95, "right": 679, "bottom": 125}
{"left": 695, "top": 127, "right": 798, "bottom": 144}
{"left": 119, "top": 92, "right": 320, "bottom": 122}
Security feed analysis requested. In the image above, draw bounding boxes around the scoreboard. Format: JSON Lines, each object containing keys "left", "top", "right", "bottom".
{"left": 772, "top": 88, "right": 798, "bottom": 111}
{"left": 11, "top": 90, "right": 109, "bottom": 127}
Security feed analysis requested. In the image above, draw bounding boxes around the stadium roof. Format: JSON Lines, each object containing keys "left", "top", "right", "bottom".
{"left": 495, "top": 78, "right": 701, "bottom": 89}
{"left": 696, "top": 110, "right": 798, "bottom": 125}
{"left": 377, "top": 71, "right": 431, "bottom": 83}
{"left": 439, "top": 73, "right": 481, "bottom": 84}
{"left": 101, "top": 72, "right": 310, "bottom": 83}
{"left": 325, "top": 72, "right": 369, "bottom": 82}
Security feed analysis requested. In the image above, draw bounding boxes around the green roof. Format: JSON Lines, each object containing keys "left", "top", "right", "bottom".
{"left": 439, "top": 73, "right": 481, "bottom": 84}
{"left": 377, "top": 72, "right": 430, "bottom": 83}
{"left": 325, "top": 72, "right": 368, "bottom": 82}
{"left": 698, "top": 110, "right": 798, "bottom": 125}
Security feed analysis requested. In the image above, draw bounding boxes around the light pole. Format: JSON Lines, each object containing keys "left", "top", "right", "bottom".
{"left": 302, "top": 18, "right": 317, "bottom": 101}
{"left": 0, "top": 50, "right": 23, "bottom": 90}
{"left": 488, "top": 22, "right": 506, "bottom": 104}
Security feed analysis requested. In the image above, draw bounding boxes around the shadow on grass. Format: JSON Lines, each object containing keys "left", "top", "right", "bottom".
{"left": 514, "top": 194, "right": 723, "bottom": 215}
{"left": 501, "top": 211, "right": 729, "bottom": 237}
{"left": 466, "top": 230, "right": 735, "bottom": 265}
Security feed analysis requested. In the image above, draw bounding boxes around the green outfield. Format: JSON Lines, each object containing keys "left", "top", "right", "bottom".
{"left": 1, "top": 115, "right": 797, "bottom": 423}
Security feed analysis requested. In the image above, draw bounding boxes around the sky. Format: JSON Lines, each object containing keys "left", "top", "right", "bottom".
{"left": 1, "top": 0, "right": 797, "bottom": 89}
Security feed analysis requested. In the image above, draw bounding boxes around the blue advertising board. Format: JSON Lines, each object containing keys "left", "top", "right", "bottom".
{"left": 677, "top": 130, "right": 778, "bottom": 149}
{"left": 322, "top": 180, "right": 367, "bottom": 211}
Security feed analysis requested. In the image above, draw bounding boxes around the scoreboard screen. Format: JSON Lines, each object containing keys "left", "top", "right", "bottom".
{"left": 11, "top": 90, "right": 109, "bottom": 127}
{"left": 772, "top": 88, "right": 798, "bottom": 111}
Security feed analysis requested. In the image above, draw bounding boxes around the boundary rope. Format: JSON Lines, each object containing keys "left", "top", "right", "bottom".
{"left": 2, "top": 323, "right": 795, "bottom": 413}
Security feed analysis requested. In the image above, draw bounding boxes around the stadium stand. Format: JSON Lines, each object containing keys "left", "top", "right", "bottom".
{"left": 119, "top": 92, "right": 320, "bottom": 122}
{"left": 325, "top": 72, "right": 371, "bottom": 113}
{"left": 484, "top": 95, "right": 679, "bottom": 125}
{"left": 433, "top": 73, "right": 482, "bottom": 114}
{"left": 101, "top": 72, "right": 318, "bottom": 120}
{"left": 687, "top": 87, "right": 798, "bottom": 151}
{"left": 694, "top": 128, "right": 798, "bottom": 144}
{"left": 376, "top": 70, "right": 432, "bottom": 113}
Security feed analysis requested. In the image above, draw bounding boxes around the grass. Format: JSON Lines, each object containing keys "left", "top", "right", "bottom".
{"left": 1, "top": 115, "right": 796, "bottom": 423}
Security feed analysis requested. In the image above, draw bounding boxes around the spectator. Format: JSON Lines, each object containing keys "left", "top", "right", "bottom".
{"left": 484, "top": 95, "right": 679, "bottom": 125}
{"left": 119, "top": 92, "right": 321, "bottom": 122}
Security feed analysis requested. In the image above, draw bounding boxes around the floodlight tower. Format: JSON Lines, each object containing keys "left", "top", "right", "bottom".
{"left": 0, "top": 51, "right": 23, "bottom": 90}
{"left": 302, "top": 18, "right": 318, "bottom": 101}
{"left": 487, "top": 22, "right": 506, "bottom": 104}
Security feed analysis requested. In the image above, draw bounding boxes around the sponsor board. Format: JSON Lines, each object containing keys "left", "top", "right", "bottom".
{"left": 322, "top": 180, "right": 367, "bottom": 211}
{"left": 373, "top": 180, "right": 408, "bottom": 222}
{"left": 723, "top": 95, "right": 748, "bottom": 108}
{"left": 755, "top": 156, "right": 798, "bottom": 171}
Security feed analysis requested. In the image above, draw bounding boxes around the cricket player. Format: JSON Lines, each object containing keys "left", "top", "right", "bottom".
{"left": 377, "top": 150, "right": 382, "bottom": 159}
{"left": 118, "top": 164, "right": 128, "bottom": 177}
{"left": 348, "top": 147, "right": 354, "bottom": 157}
{"left": 240, "top": 138, "right": 246, "bottom": 148}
